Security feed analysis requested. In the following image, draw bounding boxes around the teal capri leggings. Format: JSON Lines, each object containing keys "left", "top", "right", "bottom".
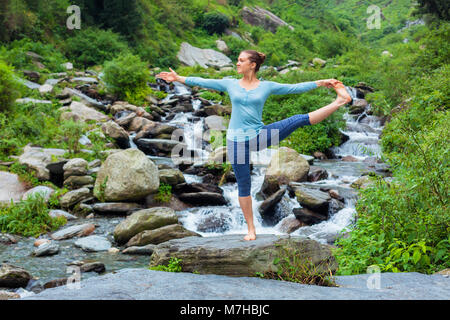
{"left": 226, "top": 113, "right": 311, "bottom": 197}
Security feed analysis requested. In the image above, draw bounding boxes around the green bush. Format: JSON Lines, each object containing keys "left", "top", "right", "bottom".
{"left": 103, "top": 52, "right": 150, "bottom": 103}
{"left": 201, "top": 12, "right": 230, "bottom": 35}
{"left": 63, "top": 27, "right": 129, "bottom": 68}
{"left": 0, "top": 38, "right": 67, "bottom": 73}
{"left": 0, "top": 192, "right": 67, "bottom": 237}
{"left": 0, "top": 60, "right": 23, "bottom": 112}
{"left": 149, "top": 257, "right": 182, "bottom": 272}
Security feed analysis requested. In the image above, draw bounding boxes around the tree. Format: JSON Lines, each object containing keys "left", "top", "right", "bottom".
{"left": 415, "top": 0, "right": 449, "bottom": 20}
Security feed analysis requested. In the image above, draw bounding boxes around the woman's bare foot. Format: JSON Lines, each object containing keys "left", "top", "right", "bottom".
{"left": 244, "top": 231, "right": 256, "bottom": 241}
{"left": 334, "top": 83, "right": 353, "bottom": 106}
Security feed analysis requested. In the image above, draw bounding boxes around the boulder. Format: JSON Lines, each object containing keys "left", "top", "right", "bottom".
{"left": 158, "top": 169, "right": 185, "bottom": 186}
{"left": 278, "top": 216, "right": 305, "bottom": 234}
{"left": 177, "top": 42, "right": 233, "bottom": 69}
{"left": 293, "top": 207, "right": 327, "bottom": 225}
{"left": 59, "top": 187, "right": 91, "bottom": 208}
{"left": 260, "top": 147, "right": 309, "bottom": 197}
{"left": 63, "top": 175, "right": 94, "bottom": 189}
{"left": 33, "top": 241, "right": 59, "bottom": 257}
{"left": 48, "top": 209, "right": 77, "bottom": 220}
{"left": 91, "top": 202, "right": 143, "bottom": 216}
{"left": 113, "top": 207, "right": 178, "bottom": 245}
{"left": 74, "top": 235, "right": 112, "bottom": 252}
{"left": 149, "top": 235, "right": 337, "bottom": 276}
{"left": 101, "top": 120, "right": 130, "bottom": 149}
{"left": 0, "top": 172, "right": 27, "bottom": 204}
{"left": 0, "top": 264, "right": 32, "bottom": 288}
{"left": 241, "top": 6, "right": 294, "bottom": 33}
{"left": 122, "top": 244, "right": 156, "bottom": 255}
{"left": 291, "top": 185, "right": 331, "bottom": 216}
{"left": 65, "top": 101, "right": 109, "bottom": 122}
{"left": 63, "top": 158, "right": 88, "bottom": 179}
{"left": 178, "top": 192, "right": 228, "bottom": 206}
{"left": 93, "top": 149, "right": 159, "bottom": 202}
{"left": 258, "top": 187, "right": 287, "bottom": 225}
{"left": 50, "top": 223, "right": 95, "bottom": 240}
{"left": 126, "top": 224, "right": 201, "bottom": 247}
{"left": 18, "top": 145, "right": 66, "bottom": 181}
{"left": 307, "top": 166, "right": 328, "bottom": 182}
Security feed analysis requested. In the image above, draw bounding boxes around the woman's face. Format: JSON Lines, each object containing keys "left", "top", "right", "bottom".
{"left": 236, "top": 52, "right": 256, "bottom": 74}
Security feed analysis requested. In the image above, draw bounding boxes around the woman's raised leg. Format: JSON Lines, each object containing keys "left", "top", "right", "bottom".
{"left": 308, "top": 83, "right": 352, "bottom": 125}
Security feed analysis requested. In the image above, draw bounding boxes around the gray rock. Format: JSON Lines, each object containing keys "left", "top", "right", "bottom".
{"left": 65, "top": 101, "right": 109, "bottom": 122}
{"left": 93, "top": 149, "right": 159, "bottom": 202}
{"left": 18, "top": 145, "right": 67, "bottom": 181}
{"left": 178, "top": 192, "right": 228, "bottom": 206}
{"left": 33, "top": 241, "right": 59, "bottom": 257}
{"left": 63, "top": 158, "right": 88, "bottom": 179}
{"left": 50, "top": 223, "right": 95, "bottom": 240}
{"left": 241, "top": 6, "right": 294, "bottom": 33}
{"left": 74, "top": 235, "right": 112, "bottom": 252}
{"left": 101, "top": 120, "right": 130, "bottom": 149}
{"left": 21, "top": 186, "right": 55, "bottom": 202}
{"left": 19, "top": 269, "right": 450, "bottom": 300}
{"left": 291, "top": 185, "right": 331, "bottom": 215}
{"left": 91, "top": 202, "right": 143, "bottom": 215}
{"left": 126, "top": 224, "right": 201, "bottom": 247}
{"left": 59, "top": 187, "right": 91, "bottom": 208}
{"left": 177, "top": 42, "right": 232, "bottom": 69}
{"left": 150, "top": 234, "right": 336, "bottom": 277}
{"left": 121, "top": 244, "right": 156, "bottom": 255}
{"left": 48, "top": 209, "right": 78, "bottom": 220}
{"left": 64, "top": 175, "right": 94, "bottom": 189}
{"left": 15, "top": 98, "right": 52, "bottom": 104}
{"left": 258, "top": 187, "right": 286, "bottom": 225}
{"left": 113, "top": 207, "right": 178, "bottom": 245}
{"left": 0, "top": 264, "right": 32, "bottom": 288}
{"left": 158, "top": 168, "right": 185, "bottom": 186}
{"left": 0, "top": 172, "right": 27, "bottom": 204}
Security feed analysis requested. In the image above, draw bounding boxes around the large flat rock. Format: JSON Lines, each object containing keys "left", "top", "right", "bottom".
{"left": 19, "top": 268, "right": 450, "bottom": 300}
{"left": 149, "top": 234, "right": 337, "bottom": 276}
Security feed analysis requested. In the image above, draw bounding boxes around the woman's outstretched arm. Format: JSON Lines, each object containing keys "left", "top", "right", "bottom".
{"left": 156, "top": 67, "right": 228, "bottom": 92}
{"left": 269, "top": 79, "right": 342, "bottom": 95}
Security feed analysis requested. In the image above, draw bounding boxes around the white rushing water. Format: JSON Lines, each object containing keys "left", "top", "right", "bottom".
{"left": 133, "top": 82, "right": 385, "bottom": 244}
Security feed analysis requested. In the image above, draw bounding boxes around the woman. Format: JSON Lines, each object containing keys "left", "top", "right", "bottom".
{"left": 156, "top": 50, "right": 352, "bottom": 241}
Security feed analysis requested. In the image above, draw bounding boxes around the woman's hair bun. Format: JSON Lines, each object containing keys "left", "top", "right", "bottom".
{"left": 257, "top": 51, "right": 266, "bottom": 63}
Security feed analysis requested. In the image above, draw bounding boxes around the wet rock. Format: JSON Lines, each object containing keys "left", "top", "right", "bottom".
{"left": 293, "top": 207, "right": 327, "bottom": 225}
{"left": 50, "top": 223, "right": 95, "bottom": 240}
{"left": 101, "top": 120, "right": 130, "bottom": 149}
{"left": 291, "top": 185, "right": 331, "bottom": 215}
{"left": 258, "top": 187, "right": 287, "bottom": 225}
{"left": 33, "top": 241, "right": 59, "bottom": 257}
{"left": 134, "top": 138, "right": 186, "bottom": 156}
{"left": 159, "top": 169, "right": 185, "bottom": 186}
{"left": 126, "top": 224, "right": 201, "bottom": 247}
{"left": 342, "top": 155, "right": 359, "bottom": 162}
{"left": 113, "top": 207, "right": 178, "bottom": 245}
{"left": 74, "top": 235, "right": 112, "bottom": 252}
{"left": 313, "top": 151, "right": 327, "bottom": 160}
{"left": 0, "top": 234, "right": 18, "bottom": 245}
{"left": 122, "top": 244, "right": 156, "bottom": 255}
{"left": 278, "top": 216, "right": 305, "bottom": 234}
{"left": 68, "top": 261, "right": 105, "bottom": 273}
{"left": 350, "top": 176, "right": 374, "bottom": 189}
{"left": 43, "top": 278, "right": 68, "bottom": 289}
{"left": 93, "top": 149, "right": 159, "bottom": 202}
{"left": 196, "top": 212, "right": 230, "bottom": 233}
{"left": 91, "top": 202, "right": 143, "bottom": 215}
{"left": 0, "top": 290, "right": 20, "bottom": 300}
{"left": 178, "top": 192, "right": 227, "bottom": 206}
{"left": 307, "top": 166, "right": 328, "bottom": 182}
{"left": 0, "top": 264, "right": 32, "bottom": 288}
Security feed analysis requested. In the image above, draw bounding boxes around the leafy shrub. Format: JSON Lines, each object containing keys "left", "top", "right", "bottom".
{"left": 0, "top": 193, "right": 66, "bottom": 237}
{"left": 103, "top": 52, "right": 150, "bottom": 103}
{"left": 154, "top": 183, "right": 172, "bottom": 203}
{"left": 201, "top": 12, "right": 230, "bottom": 35}
{"left": 0, "top": 60, "right": 23, "bottom": 112}
{"left": 59, "top": 119, "right": 87, "bottom": 154}
{"left": 63, "top": 27, "right": 129, "bottom": 68}
{"left": 149, "top": 257, "right": 182, "bottom": 272}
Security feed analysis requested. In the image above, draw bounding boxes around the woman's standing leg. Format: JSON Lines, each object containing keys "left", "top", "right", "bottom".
{"left": 227, "top": 138, "right": 256, "bottom": 240}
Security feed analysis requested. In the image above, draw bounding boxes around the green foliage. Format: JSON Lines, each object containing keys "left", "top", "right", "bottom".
{"left": 63, "top": 27, "right": 129, "bottom": 68}
{"left": 0, "top": 193, "right": 67, "bottom": 237}
{"left": 199, "top": 91, "right": 223, "bottom": 103}
{"left": 149, "top": 257, "right": 182, "bottom": 272}
{"left": 59, "top": 119, "right": 87, "bottom": 154}
{"left": 154, "top": 182, "right": 172, "bottom": 203}
{"left": 0, "top": 60, "right": 23, "bottom": 112}
{"left": 103, "top": 52, "right": 150, "bottom": 102}
{"left": 0, "top": 38, "right": 67, "bottom": 73}
{"left": 259, "top": 241, "right": 337, "bottom": 286}
{"left": 201, "top": 12, "right": 230, "bottom": 35}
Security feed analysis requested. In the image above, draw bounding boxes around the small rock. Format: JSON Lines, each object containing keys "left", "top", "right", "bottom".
{"left": 33, "top": 241, "right": 59, "bottom": 257}
{"left": 74, "top": 235, "right": 112, "bottom": 252}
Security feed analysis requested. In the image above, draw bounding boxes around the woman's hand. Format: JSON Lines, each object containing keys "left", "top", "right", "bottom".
{"left": 156, "top": 67, "right": 179, "bottom": 83}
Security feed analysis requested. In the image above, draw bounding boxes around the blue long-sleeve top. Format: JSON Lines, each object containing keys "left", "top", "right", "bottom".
{"left": 185, "top": 76, "right": 318, "bottom": 142}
